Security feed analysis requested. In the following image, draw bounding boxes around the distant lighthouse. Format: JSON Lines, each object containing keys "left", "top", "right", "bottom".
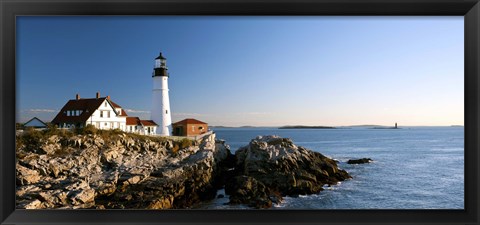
{"left": 151, "top": 52, "right": 172, "bottom": 136}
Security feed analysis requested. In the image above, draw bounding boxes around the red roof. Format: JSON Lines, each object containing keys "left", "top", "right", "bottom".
{"left": 110, "top": 100, "right": 121, "bottom": 108}
{"left": 173, "top": 118, "right": 207, "bottom": 125}
{"left": 52, "top": 97, "right": 126, "bottom": 124}
{"left": 110, "top": 101, "right": 128, "bottom": 116}
{"left": 126, "top": 117, "right": 157, "bottom": 127}
{"left": 126, "top": 117, "right": 140, "bottom": 126}
{"left": 140, "top": 120, "right": 157, "bottom": 126}
{"left": 118, "top": 109, "right": 128, "bottom": 117}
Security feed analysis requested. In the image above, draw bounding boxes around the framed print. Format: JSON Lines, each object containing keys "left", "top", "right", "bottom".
{"left": 1, "top": 0, "right": 479, "bottom": 224}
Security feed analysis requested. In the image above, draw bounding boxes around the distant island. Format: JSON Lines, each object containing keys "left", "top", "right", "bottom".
{"left": 370, "top": 126, "right": 400, "bottom": 129}
{"left": 278, "top": 125, "right": 336, "bottom": 129}
{"left": 210, "top": 125, "right": 262, "bottom": 128}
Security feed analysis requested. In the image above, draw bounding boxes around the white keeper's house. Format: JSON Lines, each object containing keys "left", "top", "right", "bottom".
{"left": 51, "top": 92, "right": 157, "bottom": 135}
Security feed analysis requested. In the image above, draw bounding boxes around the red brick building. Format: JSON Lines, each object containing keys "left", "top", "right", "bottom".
{"left": 172, "top": 118, "right": 208, "bottom": 136}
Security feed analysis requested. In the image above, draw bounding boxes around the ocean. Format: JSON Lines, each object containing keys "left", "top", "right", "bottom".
{"left": 197, "top": 126, "right": 464, "bottom": 209}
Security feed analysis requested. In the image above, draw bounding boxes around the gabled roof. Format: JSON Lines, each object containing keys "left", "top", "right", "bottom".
{"left": 24, "top": 117, "right": 47, "bottom": 127}
{"left": 140, "top": 120, "right": 157, "bottom": 126}
{"left": 126, "top": 117, "right": 141, "bottom": 126}
{"left": 51, "top": 97, "right": 124, "bottom": 124}
{"left": 119, "top": 109, "right": 128, "bottom": 117}
{"left": 110, "top": 101, "right": 121, "bottom": 108}
{"left": 126, "top": 117, "right": 157, "bottom": 127}
{"left": 173, "top": 118, "right": 207, "bottom": 125}
{"left": 109, "top": 101, "right": 128, "bottom": 116}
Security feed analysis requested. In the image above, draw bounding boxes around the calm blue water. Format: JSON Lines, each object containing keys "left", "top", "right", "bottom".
{"left": 199, "top": 126, "right": 464, "bottom": 209}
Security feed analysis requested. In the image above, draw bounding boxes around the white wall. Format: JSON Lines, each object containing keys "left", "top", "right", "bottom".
{"left": 151, "top": 76, "right": 172, "bottom": 136}
{"left": 125, "top": 125, "right": 156, "bottom": 135}
{"left": 86, "top": 99, "right": 127, "bottom": 131}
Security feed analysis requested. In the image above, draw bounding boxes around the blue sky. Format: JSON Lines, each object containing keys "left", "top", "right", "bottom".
{"left": 16, "top": 16, "right": 464, "bottom": 126}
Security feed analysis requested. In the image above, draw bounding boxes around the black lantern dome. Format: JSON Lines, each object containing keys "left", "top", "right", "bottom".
{"left": 153, "top": 52, "right": 168, "bottom": 77}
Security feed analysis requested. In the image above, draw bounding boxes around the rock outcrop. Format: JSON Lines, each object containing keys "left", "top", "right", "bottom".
{"left": 16, "top": 131, "right": 233, "bottom": 209}
{"left": 225, "top": 135, "right": 351, "bottom": 208}
{"left": 347, "top": 158, "right": 372, "bottom": 164}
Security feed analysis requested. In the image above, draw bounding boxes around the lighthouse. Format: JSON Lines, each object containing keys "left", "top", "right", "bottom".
{"left": 151, "top": 52, "right": 172, "bottom": 136}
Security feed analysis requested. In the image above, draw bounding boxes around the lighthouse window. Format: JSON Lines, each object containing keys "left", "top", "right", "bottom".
{"left": 166, "top": 110, "right": 168, "bottom": 114}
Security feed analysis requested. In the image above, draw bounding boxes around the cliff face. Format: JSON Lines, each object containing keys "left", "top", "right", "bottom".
{"left": 16, "top": 131, "right": 233, "bottom": 209}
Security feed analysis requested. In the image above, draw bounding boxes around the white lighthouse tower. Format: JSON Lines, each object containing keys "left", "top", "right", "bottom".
{"left": 151, "top": 52, "right": 172, "bottom": 136}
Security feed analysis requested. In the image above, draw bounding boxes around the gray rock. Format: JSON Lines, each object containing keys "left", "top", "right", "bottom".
{"left": 226, "top": 135, "right": 351, "bottom": 208}
{"left": 16, "top": 132, "right": 233, "bottom": 209}
{"left": 347, "top": 158, "right": 372, "bottom": 164}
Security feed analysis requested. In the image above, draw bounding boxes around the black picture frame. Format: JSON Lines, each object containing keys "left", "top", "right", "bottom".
{"left": 1, "top": 0, "right": 479, "bottom": 224}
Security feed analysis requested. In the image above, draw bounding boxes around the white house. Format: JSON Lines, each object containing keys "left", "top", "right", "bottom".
{"left": 51, "top": 92, "right": 156, "bottom": 134}
{"left": 126, "top": 117, "right": 157, "bottom": 135}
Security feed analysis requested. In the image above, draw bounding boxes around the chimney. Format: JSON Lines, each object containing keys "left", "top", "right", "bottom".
{"left": 107, "top": 95, "right": 110, "bottom": 100}
{"left": 96, "top": 92, "right": 100, "bottom": 99}
{"left": 76, "top": 94, "right": 80, "bottom": 100}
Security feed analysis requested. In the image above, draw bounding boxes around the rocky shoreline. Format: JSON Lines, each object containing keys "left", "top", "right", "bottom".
{"left": 16, "top": 130, "right": 234, "bottom": 209}
{"left": 16, "top": 130, "right": 352, "bottom": 209}
{"left": 225, "top": 136, "right": 351, "bottom": 208}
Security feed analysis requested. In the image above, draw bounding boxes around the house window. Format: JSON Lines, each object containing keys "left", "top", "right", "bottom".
{"left": 107, "top": 111, "right": 110, "bottom": 118}
{"left": 100, "top": 111, "right": 104, "bottom": 118}
{"left": 199, "top": 126, "right": 204, "bottom": 130}
{"left": 105, "top": 102, "right": 107, "bottom": 107}
{"left": 130, "top": 126, "right": 133, "bottom": 132}
{"left": 192, "top": 126, "right": 195, "bottom": 131}
{"left": 67, "top": 111, "right": 70, "bottom": 116}
{"left": 104, "top": 123, "right": 107, "bottom": 126}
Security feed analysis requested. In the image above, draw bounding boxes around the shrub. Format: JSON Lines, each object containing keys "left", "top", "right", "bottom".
{"left": 76, "top": 124, "right": 97, "bottom": 135}
{"left": 43, "top": 123, "right": 60, "bottom": 136}
{"left": 21, "top": 127, "right": 44, "bottom": 152}
{"left": 111, "top": 128, "right": 124, "bottom": 135}
{"left": 179, "top": 138, "right": 193, "bottom": 149}
{"left": 16, "top": 123, "right": 25, "bottom": 130}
